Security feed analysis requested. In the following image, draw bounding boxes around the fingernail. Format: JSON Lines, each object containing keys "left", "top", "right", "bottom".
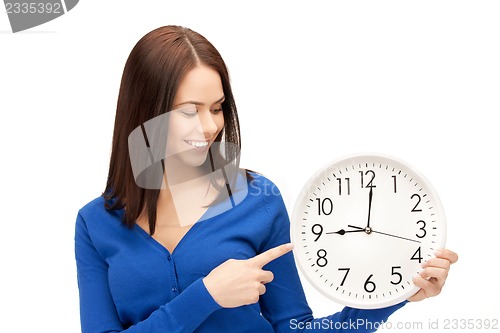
{"left": 434, "top": 249, "right": 443, "bottom": 257}
{"left": 285, "top": 243, "right": 294, "bottom": 251}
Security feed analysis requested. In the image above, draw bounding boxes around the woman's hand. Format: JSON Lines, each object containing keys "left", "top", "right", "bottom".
{"left": 408, "top": 248, "right": 458, "bottom": 302}
{"left": 203, "top": 243, "right": 293, "bottom": 308}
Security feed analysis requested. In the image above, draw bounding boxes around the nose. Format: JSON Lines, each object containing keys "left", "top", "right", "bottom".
{"left": 197, "top": 109, "right": 219, "bottom": 137}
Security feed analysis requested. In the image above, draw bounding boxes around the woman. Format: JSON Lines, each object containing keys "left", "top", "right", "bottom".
{"left": 75, "top": 25, "right": 458, "bottom": 332}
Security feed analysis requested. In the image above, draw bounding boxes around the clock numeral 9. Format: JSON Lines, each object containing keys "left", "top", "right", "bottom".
{"left": 311, "top": 224, "right": 323, "bottom": 242}
{"left": 359, "top": 170, "right": 376, "bottom": 188}
{"left": 316, "top": 249, "right": 328, "bottom": 267}
{"left": 316, "top": 198, "right": 333, "bottom": 215}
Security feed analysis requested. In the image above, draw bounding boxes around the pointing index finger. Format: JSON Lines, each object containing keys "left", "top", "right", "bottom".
{"left": 250, "top": 243, "right": 294, "bottom": 267}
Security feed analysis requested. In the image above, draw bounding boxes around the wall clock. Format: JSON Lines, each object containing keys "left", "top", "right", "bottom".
{"left": 290, "top": 153, "right": 446, "bottom": 309}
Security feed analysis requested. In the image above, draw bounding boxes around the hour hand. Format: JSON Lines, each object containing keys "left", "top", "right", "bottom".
{"left": 326, "top": 228, "right": 365, "bottom": 235}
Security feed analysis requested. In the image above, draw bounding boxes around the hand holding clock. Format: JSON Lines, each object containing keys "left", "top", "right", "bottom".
{"left": 408, "top": 248, "right": 458, "bottom": 302}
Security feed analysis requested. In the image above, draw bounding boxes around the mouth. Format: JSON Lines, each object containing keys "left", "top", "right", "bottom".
{"left": 184, "top": 140, "right": 210, "bottom": 149}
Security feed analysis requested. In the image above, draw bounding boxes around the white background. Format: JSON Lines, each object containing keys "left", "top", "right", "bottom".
{"left": 1, "top": 1, "right": 499, "bottom": 332}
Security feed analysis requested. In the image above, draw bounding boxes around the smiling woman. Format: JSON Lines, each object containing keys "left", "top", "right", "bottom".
{"left": 166, "top": 65, "right": 225, "bottom": 171}
{"left": 102, "top": 25, "right": 241, "bottom": 236}
{"left": 74, "top": 25, "right": 457, "bottom": 333}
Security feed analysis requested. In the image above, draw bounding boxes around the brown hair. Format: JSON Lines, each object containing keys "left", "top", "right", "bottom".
{"left": 103, "top": 25, "right": 242, "bottom": 234}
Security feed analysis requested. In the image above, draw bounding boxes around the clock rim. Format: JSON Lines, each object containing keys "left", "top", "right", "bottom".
{"left": 290, "top": 152, "right": 447, "bottom": 309}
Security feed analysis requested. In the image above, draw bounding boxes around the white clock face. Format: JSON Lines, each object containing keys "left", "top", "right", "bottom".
{"left": 291, "top": 154, "right": 446, "bottom": 309}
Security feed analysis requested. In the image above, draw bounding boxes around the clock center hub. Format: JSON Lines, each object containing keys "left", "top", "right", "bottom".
{"left": 364, "top": 227, "right": 372, "bottom": 234}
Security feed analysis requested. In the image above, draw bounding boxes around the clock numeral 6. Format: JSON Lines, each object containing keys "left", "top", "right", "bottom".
{"left": 316, "top": 198, "right": 333, "bottom": 215}
{"left": 364, "top": 274, "right": 376, "bottom": 293}
{"left": 316, "top": 249, "right": 328, "bottom": 267}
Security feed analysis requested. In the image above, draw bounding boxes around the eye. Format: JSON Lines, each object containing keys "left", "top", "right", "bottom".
{"left": 175, "top": 105, "right": 198, "bottom": 117}
{"left": 212, "top": 107, "right": 223, "bottom": 114}
{"left": 181, "top": 110, "right": 198, "bottom": 118}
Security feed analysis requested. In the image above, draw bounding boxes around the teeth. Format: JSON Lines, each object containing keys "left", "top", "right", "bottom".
{"left": 186, "top": 140, "right": 209, "bottom": 148}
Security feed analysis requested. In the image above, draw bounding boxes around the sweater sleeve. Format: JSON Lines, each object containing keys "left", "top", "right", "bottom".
{"left": 258, "top": 189, "right": 406, "bottom": 333}
{"left": 74, "top": 212, "right": 221, "bottom": 333}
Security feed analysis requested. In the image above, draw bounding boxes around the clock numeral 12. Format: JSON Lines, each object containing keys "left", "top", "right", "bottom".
{"left": 359, "top": 170, "right": 376, "bottom": 188}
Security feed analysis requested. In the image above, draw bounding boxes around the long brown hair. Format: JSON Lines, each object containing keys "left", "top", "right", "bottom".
{"left": 103, "top": 25, "right": 242, "bottom": 234}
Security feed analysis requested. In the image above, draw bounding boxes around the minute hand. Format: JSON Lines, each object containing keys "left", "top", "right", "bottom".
{"left": 347, "top": 224, "right": 421, "bottom": 243}
{"left": 366, "top": 187, "right": 373, "bottom": 229}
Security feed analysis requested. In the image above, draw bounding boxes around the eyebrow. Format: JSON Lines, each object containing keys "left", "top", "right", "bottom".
{"left": 174, "top": 95, "right": 225, "bottom": 108}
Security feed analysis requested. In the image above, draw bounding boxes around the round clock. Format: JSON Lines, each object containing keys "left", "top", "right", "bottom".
{"left": 290, "top": 153, "right": 446, "bottom": 309}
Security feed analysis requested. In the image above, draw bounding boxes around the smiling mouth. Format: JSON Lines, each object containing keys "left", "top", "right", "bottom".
{"left": 184, "top": 140, "right": 209, "bottom": 149}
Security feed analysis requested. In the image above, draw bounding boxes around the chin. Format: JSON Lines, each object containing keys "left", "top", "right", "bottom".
{"left": 177, "top": 149, "right": 210, "bottom": 168}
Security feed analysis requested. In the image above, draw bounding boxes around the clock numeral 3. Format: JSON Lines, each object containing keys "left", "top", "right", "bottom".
{"left": 416, "top": 220, "right": 427, "bottom": 238}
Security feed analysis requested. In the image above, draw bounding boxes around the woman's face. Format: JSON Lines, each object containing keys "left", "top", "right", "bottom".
{"left": 166, "top": 64, "right": 225, "bottom": 171}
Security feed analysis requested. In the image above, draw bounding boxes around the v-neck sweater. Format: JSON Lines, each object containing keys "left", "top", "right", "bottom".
{"left": 75, "top": 172, "right": 406, "bottom": 332}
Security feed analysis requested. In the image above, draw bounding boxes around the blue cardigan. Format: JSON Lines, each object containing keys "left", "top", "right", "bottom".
{"left": 75, "top": 172, "right": 405, "bottom": 332}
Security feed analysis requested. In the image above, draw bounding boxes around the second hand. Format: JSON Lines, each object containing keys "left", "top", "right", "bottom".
{"left": 347, "top": 225, "right": 421, "bottom": 243}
